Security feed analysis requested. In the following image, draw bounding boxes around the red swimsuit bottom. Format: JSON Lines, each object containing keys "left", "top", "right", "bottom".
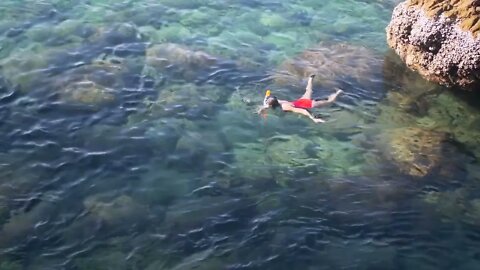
{"left": 292, "top": 99, "right": 313, "bottom": 109}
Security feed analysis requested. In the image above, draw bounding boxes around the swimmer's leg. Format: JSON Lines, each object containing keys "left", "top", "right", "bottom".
{"left": 312, "top": 88, "right": 343, "bottom": 107}
{"left": 300, "top": 74, "right": 315, "bottom": 100}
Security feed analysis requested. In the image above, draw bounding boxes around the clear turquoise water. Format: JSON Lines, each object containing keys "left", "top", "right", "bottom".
{"left": 1, "top": 0, "right": 480, "bottom": 269}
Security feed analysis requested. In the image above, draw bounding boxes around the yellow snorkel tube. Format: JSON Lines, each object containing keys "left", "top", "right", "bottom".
{"left": 263, "top": 90, "right": 271, "bottom": 106}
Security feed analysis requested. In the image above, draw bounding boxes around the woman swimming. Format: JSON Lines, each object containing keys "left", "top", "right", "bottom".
{"left": 258, "top": 74, "right": 343, "bottom": 123}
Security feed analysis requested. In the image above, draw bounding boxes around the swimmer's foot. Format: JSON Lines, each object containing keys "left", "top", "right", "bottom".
{"left": 309, "top": 74, "right": 316, "bottom": 79}
{"left": 313, "top": 118, "right": 325, "bottom": 123}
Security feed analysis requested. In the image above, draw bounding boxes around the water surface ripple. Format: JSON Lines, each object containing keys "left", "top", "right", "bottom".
{"left": 1, "top": 0, "right": 480, "bottom": 269}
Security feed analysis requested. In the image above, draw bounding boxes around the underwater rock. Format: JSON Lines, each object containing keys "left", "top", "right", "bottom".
{"left": 148, "top": 24, "right": 193, "bottom": 43}
{"left": 0, "top": 49, "right": 50, "bottom": 91}
{"left": 26, "top": 24, "right": 55, "bottom": 43}
{"left": 467, "top": 198, "right": 480, "bottom": 225}
{"left": 83, "top": 194, "right": 149, "bottom": 227}
{"left": 180, "top": 8, "right": 214, "bottom": 28}
{"left": 1, "top": 30, "right": 141, "bottom": 94}
{"left": 0, "top": 200, "right": 55, "bottom": 248}
{"left": 374, "top": 92, "right": 425, "bottom": 131}
{"left": 145, "top": 260, "right": 169, "bottom": 270}
{"left": 60, "top": 80, "right": 115, "bottom": 106}
{"left": 274, "top": 42, "right": 382, "bottom": 89}
{"left": 162, "top": 196, "right": 242, "bottom": 233}
{"left": 100, "top": 23, "right": 141, "bottom": 46}
{"left": 265, "top": 135, "right": 319, "bottom": 186}
{"left": 232, "top": 142, "right": 273, "bottom": 182}
{"left": 157, "top": 0, "right": 202, "bottom": 9}
{"left": 170, "top": 248, "right": 224, "bottom": 270}
{"left": 141, "top": 118, "right": 184, "bottom": 153}
{"left": 259, "top": 12, "right": 290, "bottom": 30}
{"left": 386, "top": 0, "right": 480, "bottom": 90}
{"left": 170, "top": 130, "right": 227, "bottom": 171}
{"left": 424, "top": 188, "right": 480, "bottom": 226}
{"left": 417, "top": 92, "right": 480, "bottom": 159}
{"left": 145, "top": 247, "right": 224, "bottom": 270}
{"left": 52, "top": 55, "right": 143, "bottom": 108}
{"left": 149, "top": 83, "right": 226, "bottom": 120}
{"left": 0, "top": 260, "right": 22, "bottom": 270}
{"left": 133, "top": 165, "right": 191, "bottom": 206}
{"left": 145, "top": 43, "right": 217, "bottom": 82}
{"left": 377, "top": 127, "right": 447, "bottom": 177}
{"left": 0, "top": 204, "right": 7, "bottom": 226}
{"left": 423, "top": 189, "right": 467, "bottom": 220}
{"left": 26, "top": 20, "right": 87, "bottom": 45}
{"left": 314, "top": 238, "right": 398, "bottom": 270}
{"left": 310, "top": 135, "right": 368, "bottom": 177}
{"left": 72, "top": 250, "right": 128, "bottom": 270}
{"left": 61, "top": 212, "right": 104, "bottom": 244}
{"left": 381, "top": 89, "right": 480, "bottom": 160}
{"left": 233, "top": 132, "right": 369, "bottom": 186}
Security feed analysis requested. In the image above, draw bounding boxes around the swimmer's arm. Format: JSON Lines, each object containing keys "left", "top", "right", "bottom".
{"left": 257, "top": 105, "right": 269, "bottom": 115}
{"left": 283, "top": 105, "right": 325, "bottom": 123}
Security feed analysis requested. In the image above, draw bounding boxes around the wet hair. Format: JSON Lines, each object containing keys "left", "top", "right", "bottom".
{"left": 267, "top": 96, "right": 280, "bottom": 109}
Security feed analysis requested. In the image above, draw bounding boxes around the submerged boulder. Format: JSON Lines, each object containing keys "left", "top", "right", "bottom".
{"left": 72, "top": 250, "right": 128, "bottom": 270}
{"left": 0, "top": 200, "right": 55, "bottom": 248}
{"left": 273, "top": 43, "right": 382, "bottom": 89}
{"left": 386, "top": 0, "right": 480, "bottom": 90}
{"left": 0, "top": 49, "right": 50, "bottom": 91}
{"left": 145, "top": 43, "right": 217, "bottom": 82}
{"left": 232, "top": 134, "right": 368, "bottom": 186}
{"left": 52, "top": 55, "right": 142, "bottom": 108}
{"left": 83, "top": 194, "right": 149, "bottom": 227}
{"left": 60, "top": 80, "right": 115, "bottom": 106}
{"left": 149, "top": 83, "right": 226, "bottom": 120}
{"left": 376, "top": 127, "right": 448, "bottom": 177}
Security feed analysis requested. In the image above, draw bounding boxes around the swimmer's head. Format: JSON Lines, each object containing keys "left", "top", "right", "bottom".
{"left": 263, "top": 90, "right": 280, "bottom": 109}
{"left": 265, "top": 95, "right": 280, "bottom": 109}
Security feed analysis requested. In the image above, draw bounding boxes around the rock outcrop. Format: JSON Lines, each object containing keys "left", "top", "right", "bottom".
{"left": 386, "top": 0, "right": 480, "bottom": 90}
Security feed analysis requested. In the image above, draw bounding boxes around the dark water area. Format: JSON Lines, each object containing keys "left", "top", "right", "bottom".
{"left": 1, "top": 0, "right": 480, "bottom": 269}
